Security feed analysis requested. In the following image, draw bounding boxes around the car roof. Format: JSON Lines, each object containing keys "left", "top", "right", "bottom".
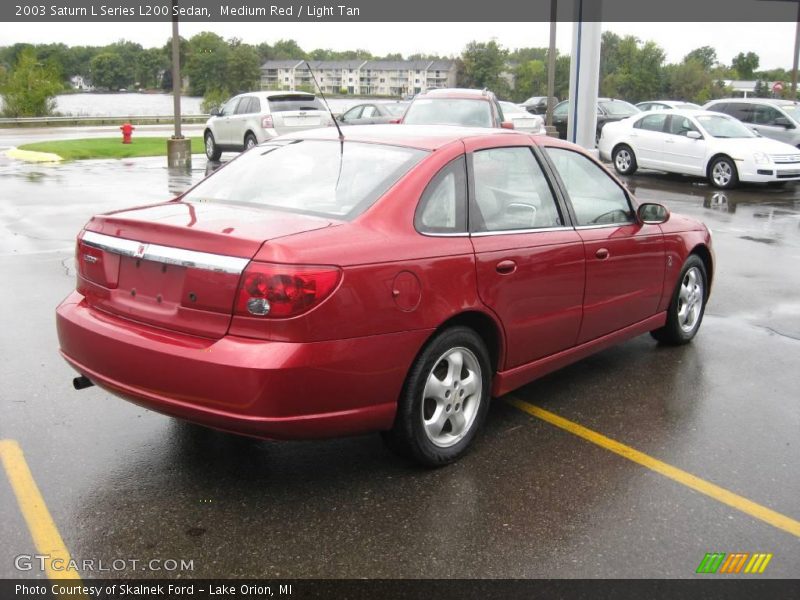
{"left": 640, "top": 109, "right": 730, "bottom": 118}
{"left": 240, "top": 90, "right": 316, "bottom": 99}
{"left": 416, "top": 88, "right": 494, "bottom": 100}
{"left": 279, "top": 124, "right": 527, "bottom": 150}
{"left": 707, "top": 97, "right": 798, "bottom": 107}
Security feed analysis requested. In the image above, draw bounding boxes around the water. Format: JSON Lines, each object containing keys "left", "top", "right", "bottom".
{"left": 54, "top": 93, "right": 204, "bottom": 117}
{"left": 52, "top": 93, "right": 378, "bottom": 117}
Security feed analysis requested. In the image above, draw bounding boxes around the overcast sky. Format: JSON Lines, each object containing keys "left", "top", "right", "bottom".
{"left": 1, "top": 22, "right": 797, "bottom": 70}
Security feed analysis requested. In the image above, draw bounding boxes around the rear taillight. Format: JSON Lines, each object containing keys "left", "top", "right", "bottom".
{"left": 261, "top": 115, "right": 274, "bottom": 129}
{"left": 235, "top": 263, "right": 341, "bottom": 318}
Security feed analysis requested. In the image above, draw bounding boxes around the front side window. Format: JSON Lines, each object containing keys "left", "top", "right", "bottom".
{"left": 753, "top": 105, "right": 782, "bottom": 126}
{"left": 471, "top": 147, "right": 563, "bottom": 232}
{"left": 667, "top": 115, "right": 701, "bottom": 137}
{"left": 545, "top": 147, "right": 634, "bottom": 226}
{"left": 183, "top": 140, "right": 427, "bottom": 220}
{"left": 220, "top": 97, "right": 239, "bottom": 116}
{"left": 415, "top": 157, "right": 467, "bottom": 234}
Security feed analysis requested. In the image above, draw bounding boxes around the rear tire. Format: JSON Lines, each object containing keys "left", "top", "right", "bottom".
{"left": 204, "top": 131, "right": 222, "bottom": 161}
{"left": 651, "top": 255, "right": 707, "bottom": 345}
{"left": 382, "top": 327, "right": 492, "bottom": 467}
{"left": 244, "top": 132, "right": 257, "bottom": 151}
{"left": 613, "top": 144, "right": 638, "bottom": 175}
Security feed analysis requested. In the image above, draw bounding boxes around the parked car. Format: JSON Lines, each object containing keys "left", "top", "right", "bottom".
{"left": 399, "top": 88, "right": 513, "bottom": 129}
{"left": 203, "top": 91, "right": 334, "bottom": 160}
{"left": 703, "top": 98, "right": 800, "bottom": 148}
{"left": 637, "top": 100, "right": 702, "bottom": 111}
{"left": 499, "top": 101, "right": 546, "bottom": 135}
{"left": 338, "top": 101, "right": 408, "bottom": 125}
{"left": 520, "top": 95, "right": 559, "bottom": 115}
{"left": 58, "top": 125, "right": 713, "bottom": 466}
{"left": 599, "top": 109, "right": 800, "bottom": 188}
{"left": 551, "top": 98, "right": 640, "bottom": 141}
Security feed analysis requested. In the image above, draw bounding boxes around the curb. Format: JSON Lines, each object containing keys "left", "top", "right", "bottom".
{"left": 4, "top": 148, "right": 63, "bottom": 163}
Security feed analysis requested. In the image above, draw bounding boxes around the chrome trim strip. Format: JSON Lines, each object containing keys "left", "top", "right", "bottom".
{"left": 81, "top": 231, "right": 250, "bottom": 274}
{"left": 574, "top": 223, "right": 635, "bottom": 230}
{"left": 470, "top": 226, "right": 572, "bottom": 237}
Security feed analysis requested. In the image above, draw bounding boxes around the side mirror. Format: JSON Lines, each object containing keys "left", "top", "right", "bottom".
{"left": 338, "top": 115, "right": 346, "bottom": 122}
{"left": 686, "top": 130, "right": 702, "bottom": 140}
{"left": 389, "top": 118, "right": 401, "bottom": 124}
{"left": 209, "top": 107, "right": 221, "bottom": 117}
{"left": 638, "top": 202, "right": 670, "bottom": 224}
{"left": 501, "top": 121, "right": 515, "bottom": 130}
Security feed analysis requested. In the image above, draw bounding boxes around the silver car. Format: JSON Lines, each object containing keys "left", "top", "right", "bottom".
{"left": 703, "top": 98, "right": 800, "bottom": 148}
{"left": 203, "top": 91, "right": 333, "bottom": 160}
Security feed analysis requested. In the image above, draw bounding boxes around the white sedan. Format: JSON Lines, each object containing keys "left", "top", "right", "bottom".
{"left": 500, "top": 102, "right": 546, "bottom": 135}
{"left": 598, "top": 109, "right": 800, "bottom": 188}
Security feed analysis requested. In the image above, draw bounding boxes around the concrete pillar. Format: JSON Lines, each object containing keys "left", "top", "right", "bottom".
{"left": 567, "top": 1, "right": 602, "bottom": 151}
{"left": 167, "top": 138, "right": 192, "bottom": 169}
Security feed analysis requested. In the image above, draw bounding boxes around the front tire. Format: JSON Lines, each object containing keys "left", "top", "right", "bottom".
{"left": 613, "top": 144, "right": 638, "bottom": 175}
{"left": 708, "top": 156, "right": 738, "bottom": 189}
{"left": 651, "top": 255, "right": 707, "bottom": 345}
{"left": 204, "top": 131, "right": 222, "bottom": 161}
{"left": 382, "top": 327, "right": 492, "bottom": 467}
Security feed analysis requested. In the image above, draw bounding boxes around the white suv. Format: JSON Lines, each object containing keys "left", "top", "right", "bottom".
{"left": 203, "top": 91, "right": 333, "bottom": 160}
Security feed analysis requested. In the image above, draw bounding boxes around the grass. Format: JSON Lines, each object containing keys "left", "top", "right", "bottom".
{"left": 17, "top": 137, "right": 204, "bottom": 160}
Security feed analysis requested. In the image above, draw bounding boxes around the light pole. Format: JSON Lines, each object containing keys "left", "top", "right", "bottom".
{"left": 793, "top": 0, "right": 800, "bottom": 94}
{"left": 545, "top": 0, "right": 558, "bottom": 134}
{"left": 167, "top": 0, "right": 191, "bottom": 167}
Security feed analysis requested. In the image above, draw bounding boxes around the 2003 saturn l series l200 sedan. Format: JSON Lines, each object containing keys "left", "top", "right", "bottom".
{"left": 56, "top": 125, "right": 714, "bottom": 466}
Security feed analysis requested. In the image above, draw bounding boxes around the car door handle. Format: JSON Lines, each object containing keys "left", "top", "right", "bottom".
{"left": 595, "top": 248, "right": 610, "bottom": 260}
{"left": 665, "top": 139, "right": 675, "bottom": 144}
{"left": 496, "top": 260, "right": 517, "bottom": 274}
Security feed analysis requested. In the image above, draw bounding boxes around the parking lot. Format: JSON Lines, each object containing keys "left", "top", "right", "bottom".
{"left": 0, "top": 153, "right": 798, "bottom": 579}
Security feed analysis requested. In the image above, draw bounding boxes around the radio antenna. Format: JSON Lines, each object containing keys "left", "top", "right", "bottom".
{"left": 305, "top": 60, "right": 344, "bottom": 145}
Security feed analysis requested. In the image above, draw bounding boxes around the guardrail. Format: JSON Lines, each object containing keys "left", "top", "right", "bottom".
{"left": 0, "top": 115, "right": 210, "bottom": 128}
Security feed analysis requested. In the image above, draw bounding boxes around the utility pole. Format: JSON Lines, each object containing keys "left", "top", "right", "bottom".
{"left": 167, "top": 0, "right": 191, "bottom": 168}
{"left": 546, "top": 0, "right": 558, "bottom": 134}
{"left": 793, "top": 0, "right": 800, "bottom": 94}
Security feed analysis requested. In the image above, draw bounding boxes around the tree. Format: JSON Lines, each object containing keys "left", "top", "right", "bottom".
{"left": 226, "top": 40, "right": 261, "bottom": 93}
{"left": 1, "top": 48, "right": 62, "bottom": 117}
{"left": 732, "top": 51, "right": 760, "bottom": 79}
{"left": 684, "top": 46, "right": 718, "bottom": 70}
{"left": 89, "top": 52, "right": 128, "bottom": 90}
{"left": 460, "top": 40, "right": 509, "bottom": 91}
{"left": 186, "top": 32, "right": 230, "bottom": 96}
{"left": 600, "top": 35, "right": 665, "bottom": 102}
{"left": 136, "top": 47, "right": 167, "bottom": 89}
{"left": 270, "top": 39, "right": 306, "bottom": 60}
{"left": 514, "top": 59, "right": 547, "bottom": 100}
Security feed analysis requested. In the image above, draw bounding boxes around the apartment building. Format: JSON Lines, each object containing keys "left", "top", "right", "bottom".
{"left": 260, "top": 59, "right": 458, "bottom": 96}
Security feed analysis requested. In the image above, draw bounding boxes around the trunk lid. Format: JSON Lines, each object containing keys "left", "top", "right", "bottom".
{"left": 77, "top": 201, "right": 333, "bottom": 338}
{"left": 267, "top": 94, "right": 330, "bottom": 135}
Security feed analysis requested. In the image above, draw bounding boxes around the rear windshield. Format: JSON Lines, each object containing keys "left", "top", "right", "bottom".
{"left": 268, "top": 95, "right": 326, "bottom": 112}
{"left": 183, "top": 140, "right": 427, "bottom": 219}
{"left": 600, "top": 100, "right": 639, "bottom": 116}
{"left": 403, "top": 98, "right": 493, "bottom": 128}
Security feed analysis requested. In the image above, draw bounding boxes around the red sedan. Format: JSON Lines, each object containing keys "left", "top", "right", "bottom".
{"left": 56, "top": 125, "right": 713, "bottom": 466}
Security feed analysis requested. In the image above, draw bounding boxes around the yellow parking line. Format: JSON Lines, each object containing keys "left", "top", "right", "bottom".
{"left": 507, "top": 397, "right": 800, "bottom": 539}
{"left": 0, "top": 439, "right": 81, "bottom": 580}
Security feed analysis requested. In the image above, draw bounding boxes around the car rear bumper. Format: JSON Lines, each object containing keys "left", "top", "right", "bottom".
{"left": 56, "top": 292, "right": 431, "bottom": 439}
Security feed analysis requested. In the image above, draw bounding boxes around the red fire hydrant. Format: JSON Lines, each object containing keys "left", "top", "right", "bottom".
{"left": 120, "top": 123, "right": 135, "bottom": 144}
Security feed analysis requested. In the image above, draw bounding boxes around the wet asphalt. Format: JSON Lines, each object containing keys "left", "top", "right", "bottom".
{"left": 0, "top": 149, "right": 798, "bottom": 579}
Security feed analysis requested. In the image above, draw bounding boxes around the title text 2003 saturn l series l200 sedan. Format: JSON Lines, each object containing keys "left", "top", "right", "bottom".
{"left": 57, "top": 125, "right": 713, "bottom": 466}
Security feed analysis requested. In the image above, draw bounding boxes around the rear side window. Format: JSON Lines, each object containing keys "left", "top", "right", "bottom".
{"left": 471, "top": 147, "right": 563, "bottom": 232}
{"left": 235, "top": 97, "right": 259, "bottom": 115}
{"left": 725, "top": 103, "right": 756, "bottom": 123}
{"left": 267, "top": 95, "right": 326, "bottom": 112}
{"left": 635, "top": 114, "right": 667, "bottom": 132}
{"left": 415, "top": 157, "right": 467, "bottom": 234}
{"left": 546, "top": 147, "right": 634, "bottom": 226}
